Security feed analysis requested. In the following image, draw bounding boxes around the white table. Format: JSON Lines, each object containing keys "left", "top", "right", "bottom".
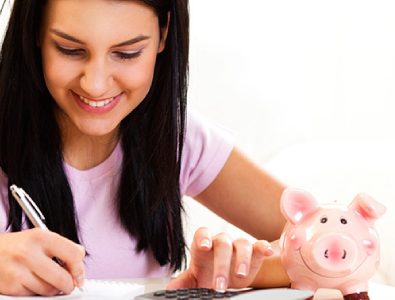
{"left": 0, "top": 278, "right": 391, "bottom": 299}
{"left": 129, "top": 278, "right": 395, "bottom": 300}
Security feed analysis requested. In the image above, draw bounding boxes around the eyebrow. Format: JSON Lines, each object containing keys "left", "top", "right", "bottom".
{"left": 49, "top": 29, "right": 150, "bottom": 47}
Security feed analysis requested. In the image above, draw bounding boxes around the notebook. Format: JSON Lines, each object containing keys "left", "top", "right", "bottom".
{"left": 0, "top": 279, "right": 145, "bottom": 299}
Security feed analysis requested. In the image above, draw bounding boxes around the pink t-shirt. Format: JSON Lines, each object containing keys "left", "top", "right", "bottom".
{"left": 0, "top": 111, "right": 234, "bottom": 279}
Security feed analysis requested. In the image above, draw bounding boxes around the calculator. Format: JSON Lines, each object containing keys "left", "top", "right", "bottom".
{"left": 135, "top": 287, "right": 314, "bottom": 300}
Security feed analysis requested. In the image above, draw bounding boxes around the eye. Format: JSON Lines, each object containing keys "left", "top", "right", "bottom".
{"left": 320, "top": 217, "right": 328, "bottom": 223}
{"left": 113, "top": 51, "right": 142, "bottom": 60}
{"left": 340, "top": 218, "right": 347, "bottom": 224}
{"left": 54, "top": 43, "right": 84, "bottom": 57}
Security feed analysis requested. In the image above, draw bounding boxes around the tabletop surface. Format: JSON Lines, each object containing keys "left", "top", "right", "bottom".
{"left": 126, "top": 278, "right": 395, "bottom": 300}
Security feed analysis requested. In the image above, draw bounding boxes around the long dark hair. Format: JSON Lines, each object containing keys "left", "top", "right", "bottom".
{"left": 0, "top": 0, "right": 189, "bottom": 271}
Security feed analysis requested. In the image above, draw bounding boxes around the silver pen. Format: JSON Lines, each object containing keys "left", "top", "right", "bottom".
{"left": 10, "top": 184, "right": 84, "bottom": 292}
{"left": 10, "top": 184, "right": 47, "bottom": 229}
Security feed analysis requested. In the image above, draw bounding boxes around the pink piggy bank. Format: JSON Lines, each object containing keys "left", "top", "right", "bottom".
{"left": 279, "top": 188, "right": 386, "bottom": 300}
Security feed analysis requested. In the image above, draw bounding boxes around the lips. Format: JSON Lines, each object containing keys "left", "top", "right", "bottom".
{"left": 72, "top": 91, "right": 122, "bottom": 113}
{"left": 79, "top": 95, "right": 116, "bottom": 108}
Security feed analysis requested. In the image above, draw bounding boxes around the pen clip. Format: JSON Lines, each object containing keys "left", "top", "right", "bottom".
{"left": 10, "top": 184, "right": 47, "bottom": 227}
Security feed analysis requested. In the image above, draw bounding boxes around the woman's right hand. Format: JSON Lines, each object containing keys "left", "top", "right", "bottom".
{"left": 0, "top": 228, "right": 85, "bottom": 296}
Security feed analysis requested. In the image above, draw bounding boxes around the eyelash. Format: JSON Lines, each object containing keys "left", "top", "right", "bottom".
{"left": 54, "top": 44, "right": 142, "bottom": 60}
{"left": 114, "top": 51, "right": 142, "bottom": 60}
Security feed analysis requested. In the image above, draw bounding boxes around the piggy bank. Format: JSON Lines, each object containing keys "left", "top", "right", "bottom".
{"left": 279, "top": 188, "right": 386, "bottom": 300}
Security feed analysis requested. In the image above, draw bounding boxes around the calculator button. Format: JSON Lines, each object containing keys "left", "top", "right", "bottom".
{"left": 165, "top": 291, "right": 177, "bottom": 298}
{"left": 154, "top": 290, "right": 166, "bottom": 296}
{"left": 189, "top": 293, "right": 200, "bottom": 298}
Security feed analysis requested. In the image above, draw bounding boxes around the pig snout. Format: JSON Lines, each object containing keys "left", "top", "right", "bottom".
{"left": 304, "top": 234, "right": 359, "bottom": 277}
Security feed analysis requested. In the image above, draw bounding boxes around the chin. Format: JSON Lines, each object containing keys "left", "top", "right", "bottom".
{"left": 77, "top": 123, "right": 119, "bottom": 139}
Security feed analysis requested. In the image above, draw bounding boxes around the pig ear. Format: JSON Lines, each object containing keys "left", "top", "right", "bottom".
{"left": 280, "top": 188, "right": 319, "bottom": 224}
{"left": 349, "top": 193, "right": 386, "bottom": 222}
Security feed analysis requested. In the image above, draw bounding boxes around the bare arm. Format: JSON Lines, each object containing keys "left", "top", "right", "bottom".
{"left": 192, "top": 146, "right": 290, "bottom": 288}
{"left": 194, "top": 146, "right": 286, "bottom": 241}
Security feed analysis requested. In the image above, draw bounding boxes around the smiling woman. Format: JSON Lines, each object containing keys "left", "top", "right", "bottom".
{"left": 0, "top": 0, "right": 288, "bottom": 297}
{"left": 0, "top": 0, "right": 192, "bottom": 294}
{"left": 40, "top": 0, "right": 164, "bottom": 142}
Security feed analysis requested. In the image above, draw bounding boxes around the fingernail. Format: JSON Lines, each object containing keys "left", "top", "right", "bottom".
{"left": 264, "top": 246, "right": 274, "bottom": 256}
{"left": 74, "top": 274, "right": 85, "bottom": 288}
{"left": 237, "top": 263, "right": 247, "bottom": 277}
{"left": 200, "top": 238, "right": 211, "bottom": 249}
{"left": 215, "top": 276, "right": 226, "bottom": 292}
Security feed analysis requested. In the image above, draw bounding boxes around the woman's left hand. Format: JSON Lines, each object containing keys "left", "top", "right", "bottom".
{"left": 167, "top": 227, "right": 274, "bottom": 291}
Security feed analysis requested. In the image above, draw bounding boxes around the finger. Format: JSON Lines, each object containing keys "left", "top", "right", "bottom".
{"left": 3, "top": 283, "right": 34, "bottom": 297}
{"left": 42, "top": 231, "right": 86, "bottom": 287}
{"left": 249, "top": 240, "right": 273, "bottom": 275}
{"left": 254, "top": 240, "right": 274, "bottom": 257}
{"left": 212, "top": 233, "right": 233, "bottom": 292}
{"left": 232, "top": 238, "right": 253, "bottom": 278}
{"left": 0, "top": 268, "right": 41, "bottom": 296}
{"left": 167, "top": 271, "right": 197, "bottom": 289}
{"left": 6, "top": 285, "right": 33, "bottom": 297}
{"left": 191, "top": 227, "right": 212, "bottom": 253}
{"left": 22, "top": 271, "right": 60, "bottom": 296}
{"left": 29, "top": 229, "right": 85, "bottom": 291}
{"left": 26, "top": 251, "right": 75, "bottom": 294}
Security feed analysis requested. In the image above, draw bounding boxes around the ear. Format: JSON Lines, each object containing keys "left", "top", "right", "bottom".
{"left": 349, "top": 193, "right": 386, "bottom": 222}
{"left": 158, "top": 12, "right": 170, "bottom": 53}
{"left": 280, "top": 188, "right": 319, "bottom": 224}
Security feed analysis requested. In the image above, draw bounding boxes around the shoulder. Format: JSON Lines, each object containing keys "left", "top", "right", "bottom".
{"left": 185, "top": 110, "right": 233, "bottom": 142}
{"left": 180, "top": 110, "right": 235, "bottom": 197}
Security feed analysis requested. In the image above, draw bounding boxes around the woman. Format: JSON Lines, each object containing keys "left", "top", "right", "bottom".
{"left": 0, "top": 0, "right": 288, "bottom": 296}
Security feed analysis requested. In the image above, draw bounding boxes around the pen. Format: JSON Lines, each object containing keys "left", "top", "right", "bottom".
{"left": 10, "top": 184, "right": 47, "bottom": 229}
{"left": 9, "top": 184, "right": 84, "bottom": 292}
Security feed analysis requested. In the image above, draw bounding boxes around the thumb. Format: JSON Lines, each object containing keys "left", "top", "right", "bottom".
{"left": 167, "top": 271, "right": 197, "bottom": 289}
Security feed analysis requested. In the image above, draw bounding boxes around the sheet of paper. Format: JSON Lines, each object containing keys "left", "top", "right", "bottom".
{"left": 0, "top": 279, "right": 145, "bottom": 299}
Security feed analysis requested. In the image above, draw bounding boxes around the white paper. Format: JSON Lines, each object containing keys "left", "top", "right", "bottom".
{"left": 0, "top": 280, "right": 145, "bottom": 299}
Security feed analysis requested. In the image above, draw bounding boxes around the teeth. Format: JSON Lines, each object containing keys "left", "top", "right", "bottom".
{"left": 79, "top": 95, "right": 115, "bottom": 108}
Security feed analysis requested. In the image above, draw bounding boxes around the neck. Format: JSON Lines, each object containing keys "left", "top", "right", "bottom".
{"left": 63, "top": 133, "right": 119, "bottom": 170}
{"left": 57, "top": 114, "right": 119, "bottom": 170}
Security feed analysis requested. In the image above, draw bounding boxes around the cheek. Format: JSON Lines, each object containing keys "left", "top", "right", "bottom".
{"left": 42, "top": 51, "right": 76, "bottom": 95}
{"left": 119, "top": 55, "right": 157, "bottom": 97}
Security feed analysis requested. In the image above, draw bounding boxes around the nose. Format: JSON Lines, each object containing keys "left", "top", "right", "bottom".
{"left": 80, "top": 57, "right": 113, "bottom": 98}
{"left": 310, "top": 234, "right": 358, "bottom": 274}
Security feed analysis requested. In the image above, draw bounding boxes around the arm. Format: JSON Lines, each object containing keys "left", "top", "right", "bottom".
{"left": 194, "top": 146, "right": 286, "bottom": 241}
{"left": 169, "top": 146, "right": 290, "bottom": 289}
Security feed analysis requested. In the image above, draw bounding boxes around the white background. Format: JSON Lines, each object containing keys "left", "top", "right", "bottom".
{"left": 188, "top": 0, "right": 395, "bottom": 161}
{"left": 186, "top": 0, "right": 395, "bottom": 286}
{"left": 1, "top": 0, "right": 394, "bottom": 171}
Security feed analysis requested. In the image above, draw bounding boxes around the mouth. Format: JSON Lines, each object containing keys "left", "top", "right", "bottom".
{"left": 78, "top": 94, "right": 118, "bottom": 108}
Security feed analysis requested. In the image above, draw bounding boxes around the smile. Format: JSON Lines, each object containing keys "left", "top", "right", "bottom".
{"left": 79, "top": 95, "right": 116, "bottom": 108}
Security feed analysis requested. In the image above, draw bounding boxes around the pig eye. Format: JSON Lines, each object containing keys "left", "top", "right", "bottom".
{"left": 320, "top": 217, "right": 328, "bottom": 223}
{"left": 340, "top": 218, "right": 347, "bottom": 224}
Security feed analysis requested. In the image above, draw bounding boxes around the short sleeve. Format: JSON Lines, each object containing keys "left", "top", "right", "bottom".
{"left": 180, "top": 110, "right": 234, "bottom": 197}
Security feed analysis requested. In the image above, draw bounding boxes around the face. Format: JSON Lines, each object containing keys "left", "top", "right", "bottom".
{"left": 40, "top": 0, "right": 167, "bottom": 138}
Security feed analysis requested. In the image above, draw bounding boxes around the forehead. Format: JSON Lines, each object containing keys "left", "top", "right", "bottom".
{"left": 42, "top": 0, "right": 159, "bottom": 42}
